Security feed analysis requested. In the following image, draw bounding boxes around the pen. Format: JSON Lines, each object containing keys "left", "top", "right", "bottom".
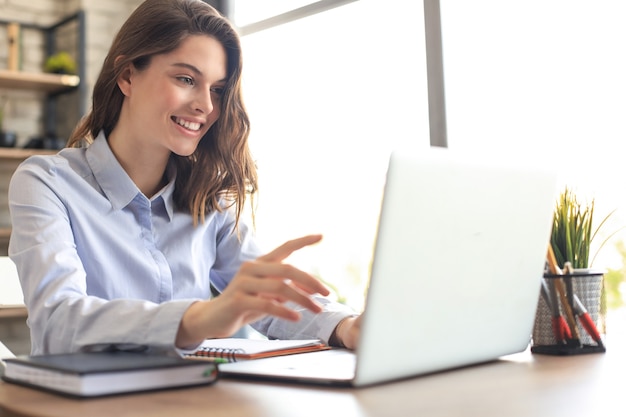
{"left": 542, "top": 278, "right": 571, "bottom": 343}
{"left": 572, "top": 293, "right": 604, "bottom": 348}
{"left": 546, "top": 247, "right": 581, "bottom": 346}
{"left": 540, "top": 277, "right": 552, "bottom": 308}
{"left": 554, "top": 281, "right": 580, "bottom": 345}
{"left": 563, "top": 262, "right": 576, "bottom": 316}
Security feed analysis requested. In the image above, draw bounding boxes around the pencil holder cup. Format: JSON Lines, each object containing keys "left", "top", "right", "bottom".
{"left": 531, "top": 269, "right": 606, "bottom": 355}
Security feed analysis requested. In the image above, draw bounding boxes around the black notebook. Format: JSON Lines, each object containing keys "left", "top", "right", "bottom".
{"left": 1, "top": 351, "right": 218, "bottom": 397}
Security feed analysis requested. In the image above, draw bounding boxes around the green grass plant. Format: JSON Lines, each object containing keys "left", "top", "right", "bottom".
{"left": 550, "top": 187, "right": 620, "bottom": 269}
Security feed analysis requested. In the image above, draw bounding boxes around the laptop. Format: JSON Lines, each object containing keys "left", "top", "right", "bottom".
{"left": 219, "top": 147, "right": 558, "bottom": 387}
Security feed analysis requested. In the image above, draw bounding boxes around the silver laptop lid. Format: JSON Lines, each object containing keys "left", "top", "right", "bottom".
{"left": 354, "top": 147, "right": 558, "bottom": 386}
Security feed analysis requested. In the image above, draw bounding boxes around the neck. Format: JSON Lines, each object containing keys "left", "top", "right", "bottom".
{"left": 107, "top": 130, "right": 171, "bottom": 198}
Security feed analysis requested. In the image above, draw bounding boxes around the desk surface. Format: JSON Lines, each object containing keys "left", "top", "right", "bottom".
{"left": 0, "top": 337, "right": 623, "bottom": 417}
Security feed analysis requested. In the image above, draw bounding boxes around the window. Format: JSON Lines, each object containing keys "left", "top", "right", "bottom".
{"left": 236, "top": 0, "right": 626, "bottom": 313}
{"left": 238, "top": 0, "right": 430, "bottom": 308}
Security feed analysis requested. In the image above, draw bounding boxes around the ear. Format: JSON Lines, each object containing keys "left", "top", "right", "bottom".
{"left": 115, "top": 56, "right": 133, "bottom": 97}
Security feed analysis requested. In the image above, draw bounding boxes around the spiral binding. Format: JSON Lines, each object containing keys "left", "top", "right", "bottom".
{"left": 193, "top": 346, "right": 246, "bottom": 361}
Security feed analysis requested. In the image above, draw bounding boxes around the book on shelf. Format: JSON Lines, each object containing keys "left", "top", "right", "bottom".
{"left": 1, "top": 351, "right": 218, "bottom": 398}
{"left": 8, "top": 22, "right": 22, "bottom": 71}
{"left": 186, "top": 338, "right": 330, "bottom": 362}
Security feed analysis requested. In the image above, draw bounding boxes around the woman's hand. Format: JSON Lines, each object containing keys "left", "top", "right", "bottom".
{"left": 176, "top": 234, "right": 329, "bottom": 348}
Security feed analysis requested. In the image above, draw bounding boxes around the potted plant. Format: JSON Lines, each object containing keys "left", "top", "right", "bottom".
{"left": 43, "top": 51, "right": 77, "bottom": 75}
{"left": 533, "top": 187, "right": 622, "bottom": 354}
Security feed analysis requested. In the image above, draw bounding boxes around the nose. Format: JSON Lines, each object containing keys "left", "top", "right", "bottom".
{"left": 193, "top": 86, "right": 215, "bottom": 115}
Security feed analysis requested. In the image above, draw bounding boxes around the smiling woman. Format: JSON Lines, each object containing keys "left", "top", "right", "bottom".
{"left": 8, "top": 0, "right": 360, "bottom": 356}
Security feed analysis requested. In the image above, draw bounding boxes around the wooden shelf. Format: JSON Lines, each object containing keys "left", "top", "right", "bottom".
{"left": 0, "top": 306, "right": 27, "bottom": 318}
{"left": 0, "top": 70, "right": 79, "bottom": 93}
{"left": 0, "top": 148, "right": 56, "bottom": 160}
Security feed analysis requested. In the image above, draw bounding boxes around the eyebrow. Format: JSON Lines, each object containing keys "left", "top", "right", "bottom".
{"left": 171, "top": 62, "right": 227, "bottom": 83}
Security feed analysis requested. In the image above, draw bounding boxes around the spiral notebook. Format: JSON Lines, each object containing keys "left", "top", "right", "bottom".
{"left": 187, "top": 338, "right": 330, "bottom": 361}
{"left": 218, "top": 147, "right": 558, "bottom": 387}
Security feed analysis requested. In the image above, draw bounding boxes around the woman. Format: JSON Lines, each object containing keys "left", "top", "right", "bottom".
{"left": 9, "top": 0, "right": 360, "bottom": 355}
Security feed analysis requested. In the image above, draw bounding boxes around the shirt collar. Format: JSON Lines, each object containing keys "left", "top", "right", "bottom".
{"left": 86, "top": 131, "right": 176, "bottom": 221}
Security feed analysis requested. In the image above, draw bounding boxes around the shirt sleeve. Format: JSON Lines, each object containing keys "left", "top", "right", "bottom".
{"left": 8, "top": 158, "right": 195, "bottom": 355}
{"left": 250, "top": 300, "right": 357, "bottom": 345}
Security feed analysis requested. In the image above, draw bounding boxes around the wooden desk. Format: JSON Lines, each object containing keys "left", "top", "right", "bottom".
{"left": 0, "top": 341, "right": 622, "bottom": 417}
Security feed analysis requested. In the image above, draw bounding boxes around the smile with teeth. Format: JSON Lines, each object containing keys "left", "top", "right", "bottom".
{"left": 173, "top": 116, "right": 202, "bottom": 131}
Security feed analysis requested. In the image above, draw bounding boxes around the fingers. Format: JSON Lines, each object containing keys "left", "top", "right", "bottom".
{"left": 176, "top": 295, "right": 305, "bottom": 348}
{"left": 239, "top": 261, "right": 329, "bottom": 297}
{"left": 237, "top": 292, "right": 307, "bottom": 322}
{"left": 242, "top": 273, "right": 324, "bottom": 314}
{"left": 258, "top": 234, "right": 323, "bottom": 263}
{"left": 209, "top": 234, "right": 329, "bottom": 338}
{"left": 178, "top": 232, "right": 332, "bottom": 346}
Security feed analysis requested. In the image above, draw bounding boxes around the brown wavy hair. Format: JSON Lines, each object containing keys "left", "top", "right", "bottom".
{"left": 68, "top": 0, "right": 257, "bottom": 228}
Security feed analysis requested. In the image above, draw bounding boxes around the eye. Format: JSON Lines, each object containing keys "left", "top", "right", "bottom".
{"left": 210, "top": 86, "right": 225, "bottom": 97}
{"left": 177, "top": 76, "right": 195, "bottom": 86}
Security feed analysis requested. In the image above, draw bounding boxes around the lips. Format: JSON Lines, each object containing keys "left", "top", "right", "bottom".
{"left": 172, "top": 116, "right": 202, "bottom": 131}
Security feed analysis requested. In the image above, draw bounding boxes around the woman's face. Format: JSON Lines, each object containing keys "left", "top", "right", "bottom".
{"left": 118, "top": 34, "right": 228, "bottom": 157}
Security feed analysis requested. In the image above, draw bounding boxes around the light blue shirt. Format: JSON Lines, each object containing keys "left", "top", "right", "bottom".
{"left": 8, "top": 132, "right": 354, "bottom": 355}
